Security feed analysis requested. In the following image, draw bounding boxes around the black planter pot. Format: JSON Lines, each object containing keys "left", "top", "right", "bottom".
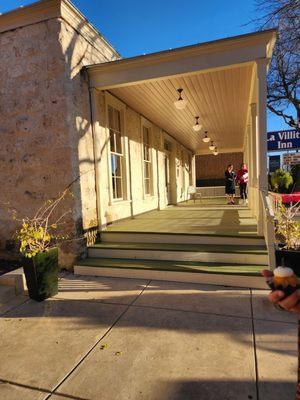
{"left": 23, "top": 248, "right": 59, "bottom": 302}
{"left": 275, "top": 248, "right": 300, "bottom": 276}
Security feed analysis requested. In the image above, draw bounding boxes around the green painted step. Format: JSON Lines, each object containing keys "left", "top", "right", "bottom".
{"left": 102, "top": 230, "right": 264, "bottom": 239}
{"left": 90, "top": 242, "right": 268, "bottom": 255}
{"left": 76, "top": 258, "right": 264, "bottom": 276}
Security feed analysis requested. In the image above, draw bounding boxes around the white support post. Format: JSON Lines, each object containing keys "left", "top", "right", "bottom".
{"left": 256, "top": 58, "right": 268, "bottom": 235}
{"left": 256, "top": 59, "right": 268, "bottom": 192}
{"left": 90, "top": 88, "right": 107, "bottom": 230}
{"left": 246, "top": 124, "right": 253, "bottom": 210}
{"left": 191, "top": 155, "right": 196, "bottom": 187}
{"left": 250, "top": 102, "right": 259, "bottom": 219}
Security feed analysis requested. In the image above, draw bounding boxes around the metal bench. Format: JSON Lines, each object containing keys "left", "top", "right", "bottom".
{"left": 187, "top": 186, "right": 202, "bottom": 203}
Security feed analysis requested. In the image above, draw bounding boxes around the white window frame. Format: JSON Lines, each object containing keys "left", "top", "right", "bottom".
{"left": 105, "top": 92, "right": 128, "bottom": 204}
{"left": 141, "top": 117, "right": 154, "bottom": 198}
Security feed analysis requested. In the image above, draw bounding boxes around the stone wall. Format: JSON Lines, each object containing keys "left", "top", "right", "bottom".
{"left": 0, "top": 18, "right": 71, "bottom": 252}
{"left": 57, "top": 19, "right": 119, "bottom": 264}
{"left": 0, "top": 16, "right": 118, "bottom": 267}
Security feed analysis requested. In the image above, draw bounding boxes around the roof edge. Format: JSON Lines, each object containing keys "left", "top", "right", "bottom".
{"left": 86, "top": 28, "right": 277, "bottom": 71}
{"left": 0, "top": 0, "right": 121, "bottom": 59}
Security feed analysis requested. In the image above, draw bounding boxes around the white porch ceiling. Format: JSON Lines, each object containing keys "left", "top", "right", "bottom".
{"left": 109, "top": 63, "right": 254, "bottom": 154}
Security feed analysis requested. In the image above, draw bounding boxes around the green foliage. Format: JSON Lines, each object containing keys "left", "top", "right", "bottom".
{"left": 17, "top": 223, "right": 51, "bottom": 258}
{"left": 275, "top": 200, "right": 300, "bottom": 250}
{"left": 270, "top": 169, "right": 293, "bottom": 193}
{"left": 14, "top": 189, "right": 72, "bottom": 258}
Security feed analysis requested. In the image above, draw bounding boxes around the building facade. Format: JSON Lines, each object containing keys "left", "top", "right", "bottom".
{"left": 0, "top": 0, "right": 193, "bottom": 266}
{"left": 0, "top": 0, "right": 277, "bottom": 270}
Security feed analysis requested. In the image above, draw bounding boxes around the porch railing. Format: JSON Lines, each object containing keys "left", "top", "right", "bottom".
{"left": 268, "top": 191, "right": 282, "bottom": 215}
{"left": 260, "top": 190, "right": 276, "bottom": 270}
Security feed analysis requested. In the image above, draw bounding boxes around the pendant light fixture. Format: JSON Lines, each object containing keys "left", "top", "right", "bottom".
{"left": 202, "top": 131, "right": 210, "bottom": 143}
{"left": 213, "top": 147, "right": 219, "bottom": 156}
{"left": 174, "top": 88, "right": 187, "bottom": 110}
{"left": 209, "top": 141, "right": 215, "bottom": 151}
{"left": 192, "top": 116, "right": 202, "bottom": 131}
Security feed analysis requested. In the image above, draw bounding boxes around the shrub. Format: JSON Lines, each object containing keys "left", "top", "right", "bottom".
{"left": 270, "top": 169, "right": 293, "bottom": 193}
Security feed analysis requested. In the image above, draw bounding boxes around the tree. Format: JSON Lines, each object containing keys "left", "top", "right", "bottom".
{"left": 256, "top": 0, "right": 299, "bottom": 130}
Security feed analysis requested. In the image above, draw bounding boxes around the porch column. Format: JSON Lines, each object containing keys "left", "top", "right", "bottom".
{"left": 191, "top": 155, "right": 196, "bottom": 187}
{"left": 250, "top": 103, "right": 259, "bottom": 220}
{"left": 243, "top": 129, "right": 249, "bottom": 167}
{"left": 246, "top": 124, "right": 253, "bottom": 209}
{"left": 256, "top": 58, "right": 268, "bottom": 235}
{"left": 256, "top": 59, "right": 268, "bottom": 192}
{"left": 90, "top": 87, "right": 107, "bottom": 230}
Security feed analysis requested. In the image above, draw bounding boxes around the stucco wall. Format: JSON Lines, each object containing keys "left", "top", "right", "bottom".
{"left": 93, "top": 92, "right": 192, "bottom": 227}
{"left": 0, "top": 16, "right": 118, "bottom": 266}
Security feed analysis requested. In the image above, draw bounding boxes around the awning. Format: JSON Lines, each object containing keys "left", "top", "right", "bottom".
{"left": 86, "top": 29, "right": 276, "bottom": 154}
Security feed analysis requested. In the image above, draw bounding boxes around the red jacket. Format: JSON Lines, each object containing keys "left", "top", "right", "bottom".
{"left": 237, "top": 168, "right": 249, "bottom": 184}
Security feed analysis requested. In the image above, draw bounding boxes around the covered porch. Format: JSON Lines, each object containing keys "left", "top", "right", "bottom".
{"left": 80, "top": 29, "right": 277, "bottom": 286}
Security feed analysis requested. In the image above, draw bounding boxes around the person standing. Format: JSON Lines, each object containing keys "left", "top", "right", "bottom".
{"left": 237, "top": 163, "right": 249, "bottom": 205}
{"left": 225, "top": 164, "right": 236, "bottom": 204}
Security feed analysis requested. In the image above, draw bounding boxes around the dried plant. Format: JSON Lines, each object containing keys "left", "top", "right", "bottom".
{"left": 13, "top": 189, "right": 73, "bottom": 258}
{"left": 275, "top": 199, "right": 300, "bottom": 250}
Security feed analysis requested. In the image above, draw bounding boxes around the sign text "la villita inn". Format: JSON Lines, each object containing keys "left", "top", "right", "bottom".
{"left": 267, "top": 129, "right": 300, "bottom": 151}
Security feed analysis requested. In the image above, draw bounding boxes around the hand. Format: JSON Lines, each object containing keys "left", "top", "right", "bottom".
{"left": 262, "top": 269, "right": 300, "bottom": 314}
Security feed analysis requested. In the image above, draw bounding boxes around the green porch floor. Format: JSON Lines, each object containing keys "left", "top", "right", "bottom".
{"left": 105, "top": 202, "right": 260, "bottom": 237}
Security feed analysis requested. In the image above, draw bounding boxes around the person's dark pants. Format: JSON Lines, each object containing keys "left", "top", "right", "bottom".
{"left": 239, "top": 183, "right": 247, "bottom": 199}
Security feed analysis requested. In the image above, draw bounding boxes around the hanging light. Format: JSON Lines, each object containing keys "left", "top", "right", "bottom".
{"left": 213, "top": 147, "right": 219, "bottom": 156}
{"left": 174, "top": 88, "right": 187, "bottom": 110}
{"left": 209, "top": 141, "right": 215, "bottom": 151}
{"left": 192, "top": 116, "right": 202, "bottom": 131}
{"left": 202, "top": 131, "right": 210, "bottom": 143}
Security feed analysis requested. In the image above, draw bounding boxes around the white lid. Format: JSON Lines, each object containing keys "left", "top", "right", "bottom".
{"left": 273, "top": 266, "right": 294, "bottom": 278}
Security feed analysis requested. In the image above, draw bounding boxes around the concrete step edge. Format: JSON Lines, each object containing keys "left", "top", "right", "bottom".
{"left": 74, "top": 264, "right": 268, "bottom": 290}
{"left": 0, "top": 268, "right": 27, "bottom": 295}
{"left": 0, "top": 285, "right": 17, "bottom": 304}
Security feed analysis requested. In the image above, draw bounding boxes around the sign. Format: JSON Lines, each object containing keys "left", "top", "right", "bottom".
{"left": 269, "top": 155, "right": 281, "bottom": 172}
{"left": 283, "top": 152, "right": 300, "bottom": 166}
{"left": 267, "top": 129, "right": 300, "bottom": 152}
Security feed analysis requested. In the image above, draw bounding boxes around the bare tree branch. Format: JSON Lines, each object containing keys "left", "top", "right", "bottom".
{"left": 255, "top": 0, "right": 300, "bottom": 130}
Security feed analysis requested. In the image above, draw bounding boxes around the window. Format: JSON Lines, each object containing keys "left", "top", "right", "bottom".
{"left": 108, "top": 105, "right": 124, "bottom": 200}
{"left": 164, "top": 140, "right": 172, "bottom": 152}
{"left": 142, "top": 125, "right": 152, "bottom": 196}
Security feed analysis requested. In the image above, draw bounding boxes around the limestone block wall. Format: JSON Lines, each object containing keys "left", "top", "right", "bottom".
{"left": 57, "top": 19, "right": 119, "bottom": 253}
{"left": 0, "top": 1, "right": 191, "bottom": 265}
{"left": 0, "top": 18, "right": 74, "bottom": 252}
{"left": 0, "top": 15, "right": 118, "bottom": 266}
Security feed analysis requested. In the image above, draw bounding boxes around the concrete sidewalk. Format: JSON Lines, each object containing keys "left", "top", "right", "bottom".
{"left": 0, "top": 273, "right": 297, "bottom": 400}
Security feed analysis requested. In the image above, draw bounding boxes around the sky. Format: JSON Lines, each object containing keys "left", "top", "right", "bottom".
{"left": 0, "top": 0, "right": 294, "bottom": 132}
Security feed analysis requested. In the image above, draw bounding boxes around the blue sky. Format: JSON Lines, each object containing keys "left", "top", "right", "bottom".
{"left": 1, "top": 0, "right": 293, "bottom": 132}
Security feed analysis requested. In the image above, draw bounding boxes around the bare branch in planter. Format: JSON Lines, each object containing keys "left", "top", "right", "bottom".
{"left": 275, "top": 199, "right": 300, "bottom": 250}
